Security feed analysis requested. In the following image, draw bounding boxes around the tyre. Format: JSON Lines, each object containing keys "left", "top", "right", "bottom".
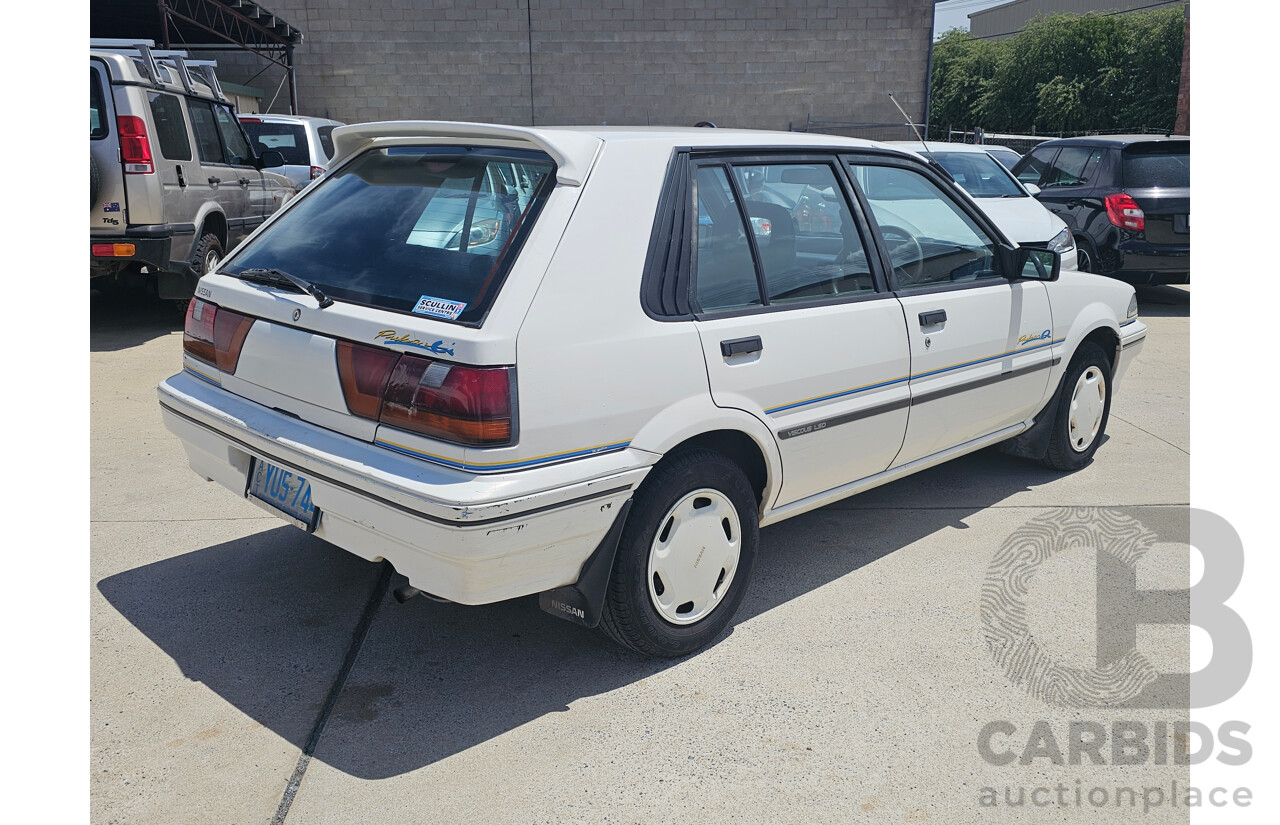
{"left": 1041, "top": 341, "right": 1112, "bottom": 471}
{"left": 1075, "top": 239, "right": 1096, "bottom": 273}
{"left": 600, "top": 448, "right": 760, "bottom": 657}
{"left": 190, "top": 232, "right": 224, "bottom": 280}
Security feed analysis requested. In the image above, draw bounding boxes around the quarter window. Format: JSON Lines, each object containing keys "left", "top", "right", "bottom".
{"left": 90, "top": 69, "right": 108, "bottom": 139}
{"left": 147, "top": 93, "right": 192, "bottom": 161}
{"left": 317, "top": 126, "right": 336, "bottom": 160}
{"left": 847, "top": 162, "right": 999, "bottom": 290}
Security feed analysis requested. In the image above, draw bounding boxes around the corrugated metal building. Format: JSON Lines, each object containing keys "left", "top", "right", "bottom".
{"left": 969, "top": 0, "right": 1185, "bottom": 40}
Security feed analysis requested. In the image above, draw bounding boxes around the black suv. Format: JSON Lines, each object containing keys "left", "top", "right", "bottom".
{"left": 1012, "top": 135, "right": 1189, "bottom": 284}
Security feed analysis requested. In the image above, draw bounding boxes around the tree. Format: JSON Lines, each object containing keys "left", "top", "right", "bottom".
{"left": 929, "top": 7, "right": 1186, "bottom": 135}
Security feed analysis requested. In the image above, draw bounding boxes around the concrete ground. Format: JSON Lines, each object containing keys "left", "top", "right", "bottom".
{"left": 92, "top": 285, "right": 1190, "bottom": 824}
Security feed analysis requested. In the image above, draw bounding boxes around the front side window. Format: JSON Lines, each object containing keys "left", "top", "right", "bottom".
{"left": 847, "top": 162, "right": 1000, "bottom": 290}
{"left": 147, "top": 93, "right": 192, "bottom": 161}
{"left": 222, "top": 146, "right": 556, "bottom": 325}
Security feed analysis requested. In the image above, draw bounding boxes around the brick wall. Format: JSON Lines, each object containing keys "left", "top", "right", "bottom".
{"left": 194, "top": 0, "right": 934, "bottom": 131}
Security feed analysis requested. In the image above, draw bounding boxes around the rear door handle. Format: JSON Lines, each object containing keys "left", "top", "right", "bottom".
{"left": 208, "top": 176, "right": 221, "bottom": 185}
{"left": 720, "top": 336, "right": 763, "bottom": 357}
{"left": 918, "top": 310, "right": 947, "bottom": 327}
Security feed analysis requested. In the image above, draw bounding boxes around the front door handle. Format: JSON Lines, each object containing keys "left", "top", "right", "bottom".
{"left": 918, "top": 310, "right": 947, "bottom": 327}
{"left": 238, "top": 177, "right": 251, "bottom": 186}
{"left": 720, "top": 336, "right": 763, "bottom": 357}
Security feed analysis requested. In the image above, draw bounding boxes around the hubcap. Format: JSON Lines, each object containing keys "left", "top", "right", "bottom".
{"left": 1068, "top": 366, "right": 1107, "bottom": 452}
{"left": 204, "top": 249, "right": 221, "bottom": 275}
{"left": 646, "top": 488, "right": 741, "bottom": 626}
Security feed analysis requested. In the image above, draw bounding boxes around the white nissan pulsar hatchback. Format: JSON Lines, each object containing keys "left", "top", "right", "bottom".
{"left": 158, "top": 122, "right": 1146, "bottom": 657}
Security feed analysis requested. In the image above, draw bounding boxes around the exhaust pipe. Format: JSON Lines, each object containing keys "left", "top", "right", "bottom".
{"left": 393, "top": 584, "right": 453, "bottom": 604}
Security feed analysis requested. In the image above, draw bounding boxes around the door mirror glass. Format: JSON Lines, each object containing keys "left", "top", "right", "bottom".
{"left": 1023, "top": 183, "right": 1041, "bottom": 196}
{"left": 258, "top": 150, "right": 286, "bottom": 169}
{"left": 1013, "top": 246, "right": 1060, "bottom": 281}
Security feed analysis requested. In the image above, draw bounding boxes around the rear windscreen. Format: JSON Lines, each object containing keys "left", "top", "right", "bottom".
{"left": 240, "top": 122, "right": 310, "bottom": 165}
{"left": 223, "top": 146, "right": 557, "bottom": 325}
{"left": 1122, "top": 142, "right": 1189, "bottom": 188}
{"left": 934, "top": 152, "right": 1025, "bottom": 198}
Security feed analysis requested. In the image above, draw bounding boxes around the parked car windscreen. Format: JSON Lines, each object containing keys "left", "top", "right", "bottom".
{"left": 932, "top": 152, "right": 1025, "bottom": 198}
{"left": 1121, "top": 142, "right": 1189, "bottom": 188}
{"left": 241, "top": 122, "right": 311, "bottom": 165}
{"left": 222, "top": 146, "right": 556, "bottom": 325}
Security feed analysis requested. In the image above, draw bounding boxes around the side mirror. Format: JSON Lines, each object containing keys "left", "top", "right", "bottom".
{"left": 1001, "top": 244, "right": 1060, "bottom": 282}
{"left": 1023, "top": 183, "right": 1041, "bottom": 196}
{"left": 257, "top": 150, "right": 286, "bottom": 170}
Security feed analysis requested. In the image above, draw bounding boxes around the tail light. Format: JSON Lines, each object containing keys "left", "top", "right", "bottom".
{"left": 183, "top": 299, "right": 255, "bottom": 373}
{"left": 91, "top": 243, "right": 136, "bottom": 257}
{"left": 310, "top": 166, "right": 325, "bottom": 180}
{"left": 336, "top": 341, "right": 515, "bottom": 446}
{"left": 1104, "top": 193, "right": 1144, "bottom": 231}
{"left": 116, "top": 115, "right": 154, "bottom": 174}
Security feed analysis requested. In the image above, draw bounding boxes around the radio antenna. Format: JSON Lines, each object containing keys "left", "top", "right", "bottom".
{"left": 888, "top": 92, "right": 941, "bottom": 168}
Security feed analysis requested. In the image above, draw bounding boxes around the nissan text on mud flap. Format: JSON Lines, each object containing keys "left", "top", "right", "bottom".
{"left": 157, "top": 122, "right": 1146, "bottom": 657}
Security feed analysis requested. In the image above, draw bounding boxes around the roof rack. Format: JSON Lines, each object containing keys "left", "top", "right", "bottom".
{"left": 89, "top": 38, "right": 228, "bottom": 102}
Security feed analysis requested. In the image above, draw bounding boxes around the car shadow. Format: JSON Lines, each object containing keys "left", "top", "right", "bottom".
{"left": 1134, "top": 284, "right": 1188, "bottom": 318}
{"left": 90, "top": 286, "right": 184, "bottom": 352}
{"left": 98, "top": 447, "right": 1082, "bottom": 779}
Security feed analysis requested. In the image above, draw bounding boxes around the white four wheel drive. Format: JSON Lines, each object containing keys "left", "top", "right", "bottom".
{"left": 157, "top": 122, "right": 1147, "bottom": 657}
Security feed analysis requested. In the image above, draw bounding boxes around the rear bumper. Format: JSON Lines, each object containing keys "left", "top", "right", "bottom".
{"left": 1112, "top": 240, "right": 1190, "bottom": 284}
{"left": 157, "top": 371, "right": 650, "bottom": 604}
{"left": 89, "top": 234, "right": 171, "bottom": 272}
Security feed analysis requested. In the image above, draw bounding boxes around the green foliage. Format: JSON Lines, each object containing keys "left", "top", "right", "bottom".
{"left": 929, "top": 7, "right": 1186, "bottom": 134}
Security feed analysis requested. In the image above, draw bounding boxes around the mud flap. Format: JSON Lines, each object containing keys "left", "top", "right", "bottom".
{"left": 538, "top": 499, "right": 632, "bottom": 628}
{"left": 999, "top": 387, "right": 1063, "bottom": 460}
{"left": 157, "top": 264, "right": 198, "bottom": 301}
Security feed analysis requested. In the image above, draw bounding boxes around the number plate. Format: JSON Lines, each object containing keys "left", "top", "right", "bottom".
{"left": 248, "top": 458, "right": 318, "bottom": 531}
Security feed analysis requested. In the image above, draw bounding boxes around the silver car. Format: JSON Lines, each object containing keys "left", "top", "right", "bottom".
{"left": 237, "top": 114, "right": 345, "bottom": 190}
{"left": 90, "top": 40, "right": 295, "bottom": 300}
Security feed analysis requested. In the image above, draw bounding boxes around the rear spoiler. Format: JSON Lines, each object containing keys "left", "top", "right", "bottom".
{"left": 329, "top": 121, "right": 603, "bottom": 186}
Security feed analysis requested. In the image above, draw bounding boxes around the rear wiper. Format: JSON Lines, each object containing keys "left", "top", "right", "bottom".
{"left": 237, "top": 268, "right": 334, "bottom": 308}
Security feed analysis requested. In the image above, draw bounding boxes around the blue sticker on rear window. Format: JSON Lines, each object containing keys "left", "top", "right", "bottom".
{"left": 412, "top": 295, "right": 467, "bottom": 320}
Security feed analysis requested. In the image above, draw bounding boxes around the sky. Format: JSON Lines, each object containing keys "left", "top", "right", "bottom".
{"left": 933, "top": 0, "right": 1015, "bottom": 40}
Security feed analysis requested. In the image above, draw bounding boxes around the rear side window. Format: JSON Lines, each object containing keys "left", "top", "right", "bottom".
{"left": 317, "top": 126, "right": 336, "bottom": 160}
{"left": 241, "top": 121, "right": 309, "bottom": 165}
{"left": 1122, "top": 142, "right": 1189, "bottom": 188}
{"left": 222, "top": 146, "right": 556, "bottom": 325}
{"left": 147, "top": 93, "right": 192, "bottom": 161}
{"left": 90, "top": 69, "right": 108, "bottom": 139}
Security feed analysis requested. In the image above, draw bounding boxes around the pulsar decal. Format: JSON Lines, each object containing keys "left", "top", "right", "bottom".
{"left": 1018, "top": 329, "right": 1052, "bottom": 346}
{"left": 374, "top": 329, "right": 455, "bottom": 356}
